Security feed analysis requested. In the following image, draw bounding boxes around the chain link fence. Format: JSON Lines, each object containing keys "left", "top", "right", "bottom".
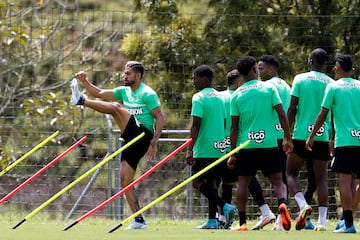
{"left": 0, "top": 3, "right": 345, "bottom": 223}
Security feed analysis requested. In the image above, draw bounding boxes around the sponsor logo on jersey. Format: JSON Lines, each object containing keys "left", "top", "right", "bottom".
{"left": 308, "top": 75, "right": 333, "bottom": 83}
{"left": 307, "top": 124, "right": 325, "bottom": 136}
{"left": 351, "top": 129, "right": 360, "bottom": 139}
{"left": 214, "top": 137, "right": 230, "bottom": 153}
{"left": 128, "top": 108, "right": 143, "bottom": 115}
{"left": 248, "top": 130, "right": 265, "bottom": 143}
{"left": 339, "top": 82, "right": 360, "bottom": 88}
{"left": 275, "top": 123, "right": 283, "bottom": 131}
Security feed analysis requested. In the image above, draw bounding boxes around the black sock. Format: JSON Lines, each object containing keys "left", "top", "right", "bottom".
{"left": 278, "top": 198, "right": 288, "bottom": 206}
{"left": 239, "top": 211, "right": 246, "bottom": 226}
{"left": 199, "top": 183, "right": 225, "bottom": 209}
{"left": 221, "top": 184, "right": 233, "bottom": 204}
{"left": 78, "top": 95, "right": 85, "bottom": 105}
{"left": 343, "top": 210, "right": 353, "bottom": 227}
{"left": 135, "top": 216, "right": 145, "bottom": 223}
{"left": 248, "top": 177, "right": 265, "bottom": 206}
{"left": 208, "top": 198, "right": 217, "bottom": 219}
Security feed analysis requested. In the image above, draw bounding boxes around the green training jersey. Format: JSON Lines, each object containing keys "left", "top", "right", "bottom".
{"left": 221, "top": 89, "right": 234, "bottom": 152}
{"left": 267, "top": 76, "right": 291, "bottom": 139}
{"left": 191, "top": 88, "right": 226, "bottom": 158}
{"left": 290, "top": 71, "right": 334, "bottom": 141}
{"left": 230, "top": 79, "right": 282, "bottom": 149}
{"left": 113, "top": 82, "right": 160, "bottom": 133}
{"left": 322, "top": 78, "right": 360, "bottom": 147}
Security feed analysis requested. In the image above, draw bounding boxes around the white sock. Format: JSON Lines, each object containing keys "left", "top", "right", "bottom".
{"left": 294, "top": 192, "right": 307, "bottom": 211}
{"left": 259, "top": 204, "right": 271, "bottom": 216}
{"left": 318, "top": 206, "right": 328, "bottom": 226}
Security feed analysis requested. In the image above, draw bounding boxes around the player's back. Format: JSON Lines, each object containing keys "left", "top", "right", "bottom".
{"left": 291, "top": 71, "right": 334, "bottom": 141}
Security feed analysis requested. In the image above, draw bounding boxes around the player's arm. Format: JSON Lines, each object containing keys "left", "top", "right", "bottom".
{"left": 145, "top": 106, "right": 165, "bottom": 160}
{"left": 227, "top": 116, "right": 239, "bottom": 169}
{"left": 186, "top": 116, "right": 201, "bottom": 165}
{"left": 230, "top": 116, "right": 239, "bottom": 150}
{"left": 275, "top": 103, "right": 293, "bottom": 154}
{"left": 329, "top": 113, "right": 335, "bottom": 156}
{"left": 287, "top": 95, "right": 298, "bottom": 131}
{"left": 75, "top": 71, "right": 115, "bottom": 101}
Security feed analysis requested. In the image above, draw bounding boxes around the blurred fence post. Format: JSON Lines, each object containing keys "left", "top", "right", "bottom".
{"left": 106, "top": 114, "right": 114, "bottom": 218}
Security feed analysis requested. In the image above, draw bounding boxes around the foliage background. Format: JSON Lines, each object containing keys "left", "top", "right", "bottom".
{"left": 1, "top": 0, "right": 360, "bottom": 220}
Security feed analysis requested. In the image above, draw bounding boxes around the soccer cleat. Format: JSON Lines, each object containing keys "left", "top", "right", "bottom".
{"left": 196, "top": 219, "right": 218, "bottom": 229}
{"left": 70, "top": 78, "right": 85, "bottom": 105}
{"left": 333, "top": 224, "right": 356, "bottom": 233}
{"left": 335, "top": 219, "right": 345, "bottom": 230}
{"left": 125, "top": 219, "right": 147, "bottom": 230}
{"left": 314, "top": 225, "right": 327, "bottom": 231}
{"left": 216, "top": 215, "right": 226, "bottom": 229}
{"left": 304, "top": 219, "right": 315, "bottom": 230}
{"left": 251, "top": 211, "right": 276, "bottom": 230}
{"left": 272, "top": 221, "right": 284, "bottom": 231}
{"left": 295, "top": 205, "right": 312, "bottom": 230}
{"left": 223, "top": 203, "right": 237, "bottom": 228}
{"left": 231, "top": 224, "right": 248, "bottom": 231}
{"left": 278, "top": 203, "right": 291, "bottom": 231}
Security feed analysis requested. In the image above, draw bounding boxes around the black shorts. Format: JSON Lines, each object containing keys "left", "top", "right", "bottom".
{"left": 121, "top": 115, "right": 153, "bottom": 170}
{"left": 220, "top": 159, "right": 238, "bottom": 183}
{"left": 192, "top": 158, "right": 222, "bottom": 181}
{"left": 331, "top": 146, "right": 360, "bottom": 174}
{"left": 234, "top": 148, "right": 282, "bottom": 177}
{"left": 292, "top": 139, "right": 331, "bottom": 161}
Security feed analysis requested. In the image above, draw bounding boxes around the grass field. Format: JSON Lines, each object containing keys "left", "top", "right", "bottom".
{"left": 1, "top": 218, "right": 359, "bottom": 240}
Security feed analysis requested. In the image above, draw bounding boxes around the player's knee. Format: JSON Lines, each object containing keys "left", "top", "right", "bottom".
{"left": 120, "top": 178, "right": 132, "bottom": 188}
{"left": 109, "top": 102, "right": 126, "bottom": 117}
{"left": 111, "top": 102, "right": 122, "bottom": 111}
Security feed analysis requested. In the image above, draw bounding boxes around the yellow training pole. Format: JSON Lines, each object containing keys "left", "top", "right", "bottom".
{"left": 12, "top": 132, "right": 145, "bottom": 229}
{"left": 108, "top": 140, "right": 250, "bottom": 233}
{"left": 0, "top": 131, "right": 59, "bottom": 177}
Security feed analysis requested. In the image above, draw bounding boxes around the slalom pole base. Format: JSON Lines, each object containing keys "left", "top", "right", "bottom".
{"left": 12, "top": 218, "right": 26, "bottom": 229}
{"left": 63, "top": 221, "right": 79, "bottom": 231}
{"left": 108, "top": 223, "right": 122, "bottom": 233}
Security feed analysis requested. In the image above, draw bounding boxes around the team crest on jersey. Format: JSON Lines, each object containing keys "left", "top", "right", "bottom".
{"left": 213, "top": 137, "right": 230, "bottom": 153}
{"left": 307, "top": 124, "right": 325, "bottom": 136}
{"left": 248, "top": 130, "right": 265, "bottom": 143}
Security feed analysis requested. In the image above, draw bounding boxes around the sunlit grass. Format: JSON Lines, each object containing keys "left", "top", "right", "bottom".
{"left": 2, "top": 217, "right": 360, "bottom": 240}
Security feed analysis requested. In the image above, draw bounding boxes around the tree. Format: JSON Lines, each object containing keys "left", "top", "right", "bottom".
{"left": 0, "top": 1, "right": 117, "bottom": 168}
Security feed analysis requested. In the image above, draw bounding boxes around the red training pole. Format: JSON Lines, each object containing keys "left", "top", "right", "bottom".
{"left": 0, "top": 136, "right": 87, "bottom": 205}
{"left": 63, "top": 138, "right": 192, "bottom": 231}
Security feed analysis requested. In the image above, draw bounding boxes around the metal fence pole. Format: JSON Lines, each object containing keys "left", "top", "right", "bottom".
{"left": 114, "top": 130, "right": 123, "bottom": 220}
{"left": 106, "top": 114, "right": 113, "bottom": 218}
{"left": 65, "top": 153, "right": 111, "bottom": 220}
{"left": 186, "top": 165, "right": 193, "bottom": 219}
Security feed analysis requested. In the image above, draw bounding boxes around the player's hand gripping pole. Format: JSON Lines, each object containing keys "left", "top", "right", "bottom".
{"left": 0, "top": 136, "right": 87, "bottom": 205}
{"left": 0, "top": 131, "right": 59, "bottom": 177}
{"left": 63, "top": 138, "right": 192, "bottom": 231}
{"left": 108, "top": 140, "right": 250, "bottom": 233}
{"left": 12, "top": 132, "right": 145, "bottom": 229}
